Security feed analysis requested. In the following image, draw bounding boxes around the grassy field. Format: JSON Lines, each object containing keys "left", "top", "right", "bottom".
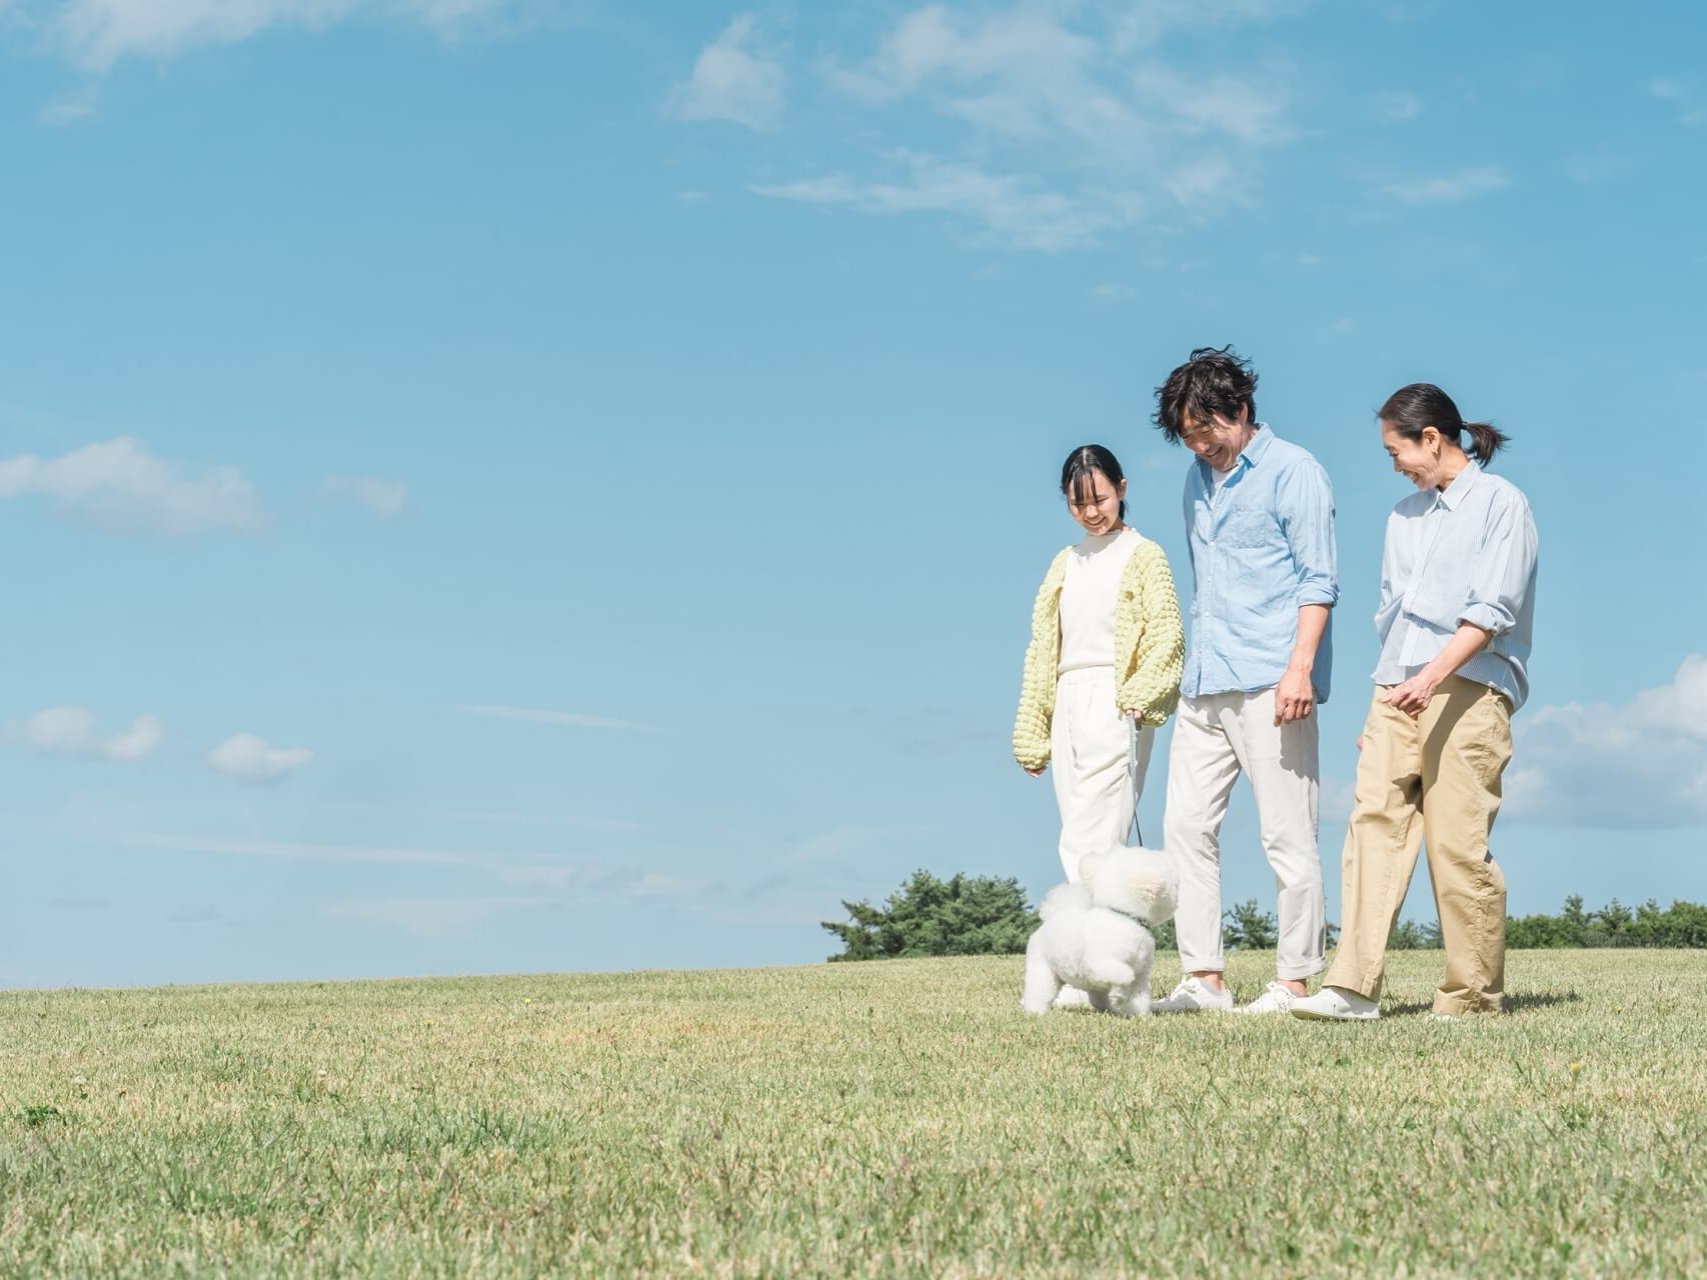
{"left": 3, "top": 950, "right": 1704, "bottom": 1278}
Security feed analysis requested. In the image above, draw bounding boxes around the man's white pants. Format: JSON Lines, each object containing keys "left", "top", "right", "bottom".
{"left": 1050, "top": 668, "right": 1154, "bottom": 882}
{"left": 1162, "top": 688, "right": 1325, "bottom": 980}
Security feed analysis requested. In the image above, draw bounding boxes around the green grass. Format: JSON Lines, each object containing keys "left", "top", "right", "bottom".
{"left": 3, "top": 950, "right": 1704, "bottom": 1277}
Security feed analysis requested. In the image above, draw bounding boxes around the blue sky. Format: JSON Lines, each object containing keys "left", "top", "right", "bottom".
{"left": 2, "top": 0, "right": 1704, "bottom": 988}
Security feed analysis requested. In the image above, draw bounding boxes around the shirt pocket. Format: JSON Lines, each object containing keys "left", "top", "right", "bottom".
{"left": 1220, "top": 505, "right": 1277, "bottom": 550}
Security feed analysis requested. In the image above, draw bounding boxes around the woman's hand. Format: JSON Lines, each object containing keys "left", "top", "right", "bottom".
{"left": 1023, "top": 765, "right": 1046, "bottom": 778}
{"left": 1381, "top": 673, "right": 1440, "bottom": 716}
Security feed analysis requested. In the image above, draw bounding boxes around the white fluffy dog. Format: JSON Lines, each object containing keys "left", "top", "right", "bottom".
{"left": 1021, "top": 845, "right": 1180, "bottom": 1017}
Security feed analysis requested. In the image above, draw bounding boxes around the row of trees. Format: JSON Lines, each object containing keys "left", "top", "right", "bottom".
{"left": 822, "top": 873, "right": 1707, "bottom": 961}
{"left": 1507, "top": 895, "right": 1707, "bottom": 948}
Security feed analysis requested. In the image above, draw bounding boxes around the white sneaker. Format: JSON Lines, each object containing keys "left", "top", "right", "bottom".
{"left": 1290, "top": 986, "right": 1381, "bottom": 1022}
{"left": 1053, "top": 986, "right": 1092, "bottom": 1009}
{"left": 1153, "top": 976, "right": 1234, "bottom": 1014}
{"left": 1235, "top": 981, "right": 1301, "bottom": 1015}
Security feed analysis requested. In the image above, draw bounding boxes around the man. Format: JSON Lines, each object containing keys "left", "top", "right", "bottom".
{"left": 1150, "top": 346, "right": 1337, "bottom": 1015}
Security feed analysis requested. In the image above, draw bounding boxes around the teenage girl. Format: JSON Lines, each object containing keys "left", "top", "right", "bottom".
{"left": 1014, "top": 445, "right": 1186, "bottom": 885}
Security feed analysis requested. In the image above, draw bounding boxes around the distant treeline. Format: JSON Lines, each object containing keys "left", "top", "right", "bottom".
{"left": 1216, "top": 895, "right": 1707, "bottom": 952}
{"left": 1505, "top": 895, "right": 1707, "bottom": 949}
{"left": 821, "top": 875, "right": 1707, "bottom": 962}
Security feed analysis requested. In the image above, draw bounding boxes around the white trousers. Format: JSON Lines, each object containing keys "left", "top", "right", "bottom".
{"left": 1050, "top": 668, "right": 1154, "bottom": 883}
{"left": 1162, "top": 688, "right": 1326, "bottom": 980}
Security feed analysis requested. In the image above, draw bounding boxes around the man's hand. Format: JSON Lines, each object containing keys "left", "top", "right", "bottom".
{"left": 1273, "top": 666, "right": 1316, "bottom": 724}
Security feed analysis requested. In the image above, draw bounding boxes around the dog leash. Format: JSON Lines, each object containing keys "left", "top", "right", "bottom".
{"left": 1127, "top": 717, "right": 1146, "bottom": 847}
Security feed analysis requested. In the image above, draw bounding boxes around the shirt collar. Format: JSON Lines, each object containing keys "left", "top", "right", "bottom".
{"left": 1435, "top": 457, "right": 1484, "bottom": 510}
{"left": 1196, "top": 422, "right": 1273, "bottom": 483}
{"left": 1239, "top": 423, "right": 1276, "bottom": 468}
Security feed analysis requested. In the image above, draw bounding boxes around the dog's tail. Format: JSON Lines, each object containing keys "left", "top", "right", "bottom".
{"left": 1039, "top": 882, "right": 1092, "bottom": 921}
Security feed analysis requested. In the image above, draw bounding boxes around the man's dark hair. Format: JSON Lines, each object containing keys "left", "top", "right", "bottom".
{"left": 1153, "top": 345, "right": 1259, "bottom": 443}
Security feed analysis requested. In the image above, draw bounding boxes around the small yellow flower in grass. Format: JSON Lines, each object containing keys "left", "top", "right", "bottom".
{"left": 1570, "top": 1062, "right": 1583, "bottom": 1076}
{"left": 524, "top": 998, "right": 534, "bottom": 1005}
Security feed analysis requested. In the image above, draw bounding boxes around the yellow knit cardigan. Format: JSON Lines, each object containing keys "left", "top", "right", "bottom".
{"left": 1012, "top": 538, "right": 1185, "bottom": 772}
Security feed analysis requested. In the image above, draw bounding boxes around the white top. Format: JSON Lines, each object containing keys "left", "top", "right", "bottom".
{"left": 1059, "top": 526, "right": 1145, "bottom": 674}
{"left": 1207, "top": 464, "right": 1236, "bottom": 497}
{"left": 1371, "top": 460, "right": 1538, "bottom": 710}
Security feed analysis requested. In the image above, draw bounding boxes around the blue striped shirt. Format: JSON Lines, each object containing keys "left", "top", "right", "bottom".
{"left": 1180, "top": 426, "right": 1339, "bottom": 702}
{"left": 1372, "top": 460, "right": 1538, "bottom": 710}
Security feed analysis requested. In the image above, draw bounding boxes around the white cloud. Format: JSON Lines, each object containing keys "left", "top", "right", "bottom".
{"left": 832, "top": 6, "right": 1098, "bottom": 114}
{"left": 1090, "top": 282, "right": 1136, "bottom": 303}
{"left": 1115, "top": 0, "right": 1307, "bottom": 50}
{"left": 1371, "top": 91, "right": 1420, "bottom": 122}
{"left": 324, "top": 895, "right": 550, "bottom": 938}
{"left": 120, "top": 829, "right": 687, "bottom": 907}
{"left": 41, "top": 81, "right": 101, "bottom": 126}
{"left": 322, "top": 474, "right": 408, "bottom": 518}
{"left": 40, "top": 0, "right": 533, "bottom": 73}
{"left": 1382, "top": 165, "right": 1511, "bottom": 205}
{"left": 830, "top": 5, "right": 1291, "bottom": 149}
{"left": 1137, "top": 66, "right": 1292, "bottom": 144}
{"left": 456, "top": 704, "right": 647, "bottom": 730}
{"left": 494, "top": 862, "right": 611, "bottom": 889}
{"left": 0, "top": 437, "right": 264, "bottom": 535}
{"left": 437, "top": 808, "right": 640, "bottom": 832}
{"left": 207, "top": 732, "right": 314, "bottom": 783}
{"left": 770, "top": 3, "right": 1298, "bottom": 251}
{"left": 632, "top": 872, "right": 714, "bottom": 898}
{"left": 1320, "top": 774, "right": 1357, "bottom": 827}
{"left": 666, "top": 14, "right": 785, "bottom": 131}
{"left": 1562, "top": 152, "right": 1636, "bottom": 185}
{"left": 1163, "top": 155, "right": 1239, "bottom": 208}
{"left": 1505, "top": 655, "right": 1707, "bottom": 829}
{"left": 1649, "top": 76, "right": 1705, "bottom": 127}
{"left": 15, "top": 708, "right": 164, "bottom": 762}
{"left": 783, "top": 824, "right": 930, "bottom": 865}
{"left": 120, "top": 831, "right": 603, "bottom": 877}
{"left": 754, "top": 151, "right": 1143, "bottom": 252}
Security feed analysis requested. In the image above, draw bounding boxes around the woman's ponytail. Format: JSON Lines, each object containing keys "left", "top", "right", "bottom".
{"left": 1461, "top": 421, "right": 1510, "bottom": 464}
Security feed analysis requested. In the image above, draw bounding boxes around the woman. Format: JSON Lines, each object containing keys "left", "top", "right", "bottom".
{"left": 1293, "top": 384, "right": 1538, "bottom": 1022}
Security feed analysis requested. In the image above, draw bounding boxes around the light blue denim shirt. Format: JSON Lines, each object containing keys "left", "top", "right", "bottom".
{"left": 1372, "top": 459, "right": 1538, "bottom": 710}
{"left": 1180, "top": 425, "right": 1339, "bottom": 702}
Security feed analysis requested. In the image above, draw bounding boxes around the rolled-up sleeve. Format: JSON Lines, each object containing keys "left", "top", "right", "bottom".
{"left": 1280, "top": 460, "right": 1338, "bottom": 609}
{"left": 1460, "top": 492, "right": 1538, "bottom": 638}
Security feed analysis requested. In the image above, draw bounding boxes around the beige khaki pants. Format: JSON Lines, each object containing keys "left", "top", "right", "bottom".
{"left": 1050, "top": 668, "right": 1154, "bottom": 882}
{"left": 1324, "top": 676, "right": 1512, "bottom": 1015}
{"left": 1163, "top": 688, "right": 1326, "bottom": 981}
